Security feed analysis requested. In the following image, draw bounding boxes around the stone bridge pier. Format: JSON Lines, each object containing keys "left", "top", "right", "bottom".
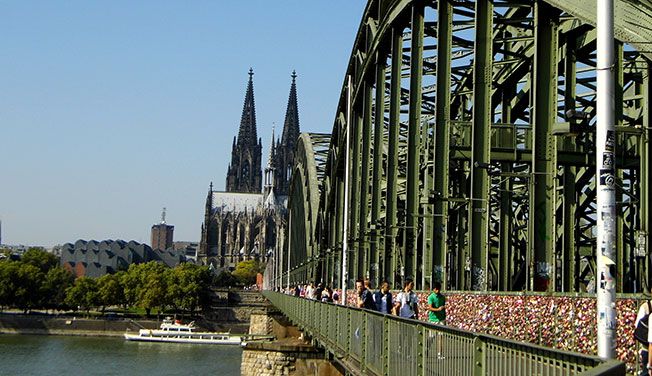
{"left": 241, "top": 309, "right": 343, "bottom": 376}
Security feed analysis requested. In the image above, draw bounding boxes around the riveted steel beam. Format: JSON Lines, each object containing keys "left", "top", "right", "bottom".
{"left": 384, "top": 26, "right": 403, "bottom": 288}
{"left": 405, "top": 2, "right": 424, "bottom": 284}
{"left": 532, "top": 1, "right": 559, "bottom": 292}
{"left": 371, "top": 50, "right": 387, "bottom": 288}
{"left": 359, "top": 81, "right": 373, "bottom": 281}
{"left": 433, "top": 0, "right": 453, "bottom": 288}
{"left": 468, "top": 0, "right": 493, "bottom": 291}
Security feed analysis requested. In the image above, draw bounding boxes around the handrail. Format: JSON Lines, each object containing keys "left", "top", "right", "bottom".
{"left": 263, "top": 291, "right": 625, "bottom": 376}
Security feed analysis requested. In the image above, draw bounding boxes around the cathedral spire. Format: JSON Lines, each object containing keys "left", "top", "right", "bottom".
{"left": 272, "top": 71, "right": 301, "bottom": 196}
{"left": 281, "top": 70, "right": 300, "bottom": 148}
{"left": 226, "top": 69, "right": 263, "bottom": 193}
{"left": 264, "top": 124, "right": 276, "bottom": 197}
{"left": 267, "top": 123, "right": 276, "bottom": 169}
{"left": 237, "top": 68, "right": 258, "bottom": 147}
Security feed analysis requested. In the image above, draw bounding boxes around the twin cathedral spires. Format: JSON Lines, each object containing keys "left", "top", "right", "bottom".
{"left": 225, "top": 68, "right": 300, "bottom": 197}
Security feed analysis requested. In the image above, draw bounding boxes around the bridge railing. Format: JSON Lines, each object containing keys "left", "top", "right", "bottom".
{"left": 263, "top": 291, "right": 624, "bottom": 376}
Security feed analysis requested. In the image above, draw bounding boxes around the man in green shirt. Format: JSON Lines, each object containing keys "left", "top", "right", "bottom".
{"left": 427, "top": 281, "right": 446, "bottom": 324}
{"left": 426, "top": 281, "right": 446, "bottom": 360}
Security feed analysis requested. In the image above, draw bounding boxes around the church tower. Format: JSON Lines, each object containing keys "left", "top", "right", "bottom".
{"left": 226, "top": 68, "right": 263, "bottom": 193}
{"left": 273, "top": 71, "right": 301, "bottom": 196}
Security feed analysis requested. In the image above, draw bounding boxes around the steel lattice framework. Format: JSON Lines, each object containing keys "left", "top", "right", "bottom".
{"left": 281, "top": 0, "right": 652, "bottom": 293}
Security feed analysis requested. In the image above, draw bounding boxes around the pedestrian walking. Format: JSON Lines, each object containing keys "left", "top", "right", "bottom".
{"left": 306, "top": 282, "right": 315, "bottom": 299}
{"left": 356, "top": 278, "right": 376, "bottom": 310}
{"left": 373, "top": 281, "right": 393, "bottom": 314}
{"left": 426, "top": 281, "right": 446, "bottom": 360}
{"left": 426, "top": 281, "right": 446, "bottom": 324}
{"left": 394, "top": 278, "right": 419, "bottom": 319}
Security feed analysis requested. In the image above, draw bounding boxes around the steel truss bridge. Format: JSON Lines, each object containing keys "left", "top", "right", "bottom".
{"left": 270, "top": 0, "right": 652, "bottom": 293}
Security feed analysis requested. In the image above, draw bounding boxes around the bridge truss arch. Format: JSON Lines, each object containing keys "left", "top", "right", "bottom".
{"left": 283, "top": 0, "right": 652, "bottom": 293}
{"left": 284, "top": 133, "right": 331, "bottom": 285}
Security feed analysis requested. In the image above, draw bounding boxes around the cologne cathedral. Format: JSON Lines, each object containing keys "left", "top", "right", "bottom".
{"left": 198, "top": 69, "right": 299, "bottom": 270}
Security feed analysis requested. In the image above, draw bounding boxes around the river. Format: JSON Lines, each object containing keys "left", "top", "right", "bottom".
{"left": 0, "top": 334, "right": 242, "bottom": 375}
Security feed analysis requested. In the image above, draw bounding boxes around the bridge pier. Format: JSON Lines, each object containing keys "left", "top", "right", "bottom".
{"left": 242, "top": 311, "right": 343, "bottom": 376}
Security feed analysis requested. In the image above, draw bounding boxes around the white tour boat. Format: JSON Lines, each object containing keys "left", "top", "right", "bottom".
{"left": 124, "top": 318, "right": 242, "bottom": 345}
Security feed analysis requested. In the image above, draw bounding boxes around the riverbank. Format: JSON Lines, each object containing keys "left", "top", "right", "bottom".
{"left": 0, "top": 313, "right": 158, "bottom": 337}
{"left": 0, "top": 313, "right": 250, "bottom": 338}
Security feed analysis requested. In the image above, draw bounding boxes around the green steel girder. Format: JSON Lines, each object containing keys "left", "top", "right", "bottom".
{"left": 282, "top": 0, "right": 652, "bottom": 294}
{"left": 405, "top": 3, "right": 424, "bottom": 284}
{"left": 370, "top": 48, "right": 387, "bottom": 288}
{"left": 531, "top": 1, "right": 559, "bottom": 292}
{"left": 432, "top": 0, "right": 452, "bottom": 290}
{"left": 468, "top": 0, "right": 492, "bottom": 291}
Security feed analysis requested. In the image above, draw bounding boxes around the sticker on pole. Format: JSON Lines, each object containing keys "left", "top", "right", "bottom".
{"left": 602, "top": 152, "right": 614, "bottom": 168}
{"left": 599, "top": 169, "right": 615, "bottom": 188}
{"left": 605, "top": 130, "right": 615, "bottom": 152}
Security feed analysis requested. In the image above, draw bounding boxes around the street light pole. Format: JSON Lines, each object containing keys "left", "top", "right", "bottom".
{"left": 287, "top": 213, "right": 292, "bottom": 291}
{"left": 596, "top": 0, "right": 617, "bottom": 359}
{"left": 341, "top": 75, "right": 352, "bottom": 305}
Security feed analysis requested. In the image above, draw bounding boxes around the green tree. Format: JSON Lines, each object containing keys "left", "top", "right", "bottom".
{"left": 42, "top": 267, "right": 75, "bottom": 312}
{"left": 166, "top": 264, "right": 211, "bottom": 315}
{"left": 21, "top": 248, "right": 59, "bottom": 273}
{"left": 65, "top": 277, "right": 98, "bottom": 313}
{"left": 232, "top": 260, "right": 263, "bottom": 285}
{"left": 14, "top": 263, "right": 45, "bottom": 312}
{"left": 126, "top": 262, "right": 169, "bottom": 317}
{"left": 121, "top": 266, "right": 141, "bottom": 309}
{"left": 0, "top": 261, "right": 19, "bottom": 310}
{"left": 96, "top": 273, "right": 125, "bottom": 312}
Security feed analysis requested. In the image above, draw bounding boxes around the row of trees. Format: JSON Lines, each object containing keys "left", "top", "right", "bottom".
{"left": 0, "top": 248, "right": 267, "bottom": 316}
{"left": 0, "top": 249, "right": 212, "bottom": 316}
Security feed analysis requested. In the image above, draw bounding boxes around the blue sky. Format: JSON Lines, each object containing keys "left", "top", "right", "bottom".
{"left": 1, "top": 1, "right": 367, "bottom": 247}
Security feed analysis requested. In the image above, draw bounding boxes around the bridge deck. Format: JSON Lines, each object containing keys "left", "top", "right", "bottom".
{"left": 264, "top": 291, "right": 624, "bottom": 376}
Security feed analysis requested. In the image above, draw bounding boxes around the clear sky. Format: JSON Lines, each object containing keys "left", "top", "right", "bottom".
{"left": 1, "top": 1, "right": 367, "bottom": 247}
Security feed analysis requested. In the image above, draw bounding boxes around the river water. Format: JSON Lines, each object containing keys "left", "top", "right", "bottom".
{"left": 0, "top": 334, "right": 242, "bottom": 375}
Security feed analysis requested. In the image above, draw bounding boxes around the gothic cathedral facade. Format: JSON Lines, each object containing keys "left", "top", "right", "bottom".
{"left": 198, "top": 69, "right": 299, "bottom": 271}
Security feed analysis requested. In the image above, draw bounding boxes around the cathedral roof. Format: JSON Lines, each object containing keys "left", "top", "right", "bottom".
{"left": 211, "top": 191, "right": 263, "bottom": 214}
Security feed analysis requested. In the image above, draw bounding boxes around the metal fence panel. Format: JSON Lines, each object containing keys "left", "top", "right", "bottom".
{"left": 349, "top": 309, "right": 364, "bottom": 362}
{"left": 337, "top": 305, "right": 349, "bottom": 354}
{"left": 485, "top": 339, "right": 591, "bottom": 376}
{"left": 387, "top": 319, "right": 419, "bottom": 376}
{"left": 365, "top": 312, "right": 385, "bottom": 375}
{"left": 423, "top": 325, "right": 474, "bottom": 376}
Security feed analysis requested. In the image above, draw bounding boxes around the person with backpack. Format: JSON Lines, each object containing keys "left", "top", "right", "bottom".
{"left": 394, "top": 278, "right": 419, "bottom": 319}
{"left": 635, "top": 299, "right": 652, "bottom": 375}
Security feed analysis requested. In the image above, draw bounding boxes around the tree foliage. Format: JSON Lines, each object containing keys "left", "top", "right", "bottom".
{"left": 65, "top": 277, "right": 98, "bottom": 312}
{"left": 15, "top": 263, "right": 45, "bottom": 311}
{"left": 166, "top": 263, "right": 211, "bottom": 314}
{"left": 96, "top": 273, "right": 124, "bottom": 312}
{"left": 21, "top": 248, "right": 59, "bottom": 273}
{"left": 0, "top": 261, "right": 20, "bottom": 309}
{"left": 231, "top": 260, "right": 264, "bottom": 285}
{"left": 0, "top": 251, "right": 214, "bottom": 317}
{"left": 43, "top": 267, "right": 75, "bottom": 311}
